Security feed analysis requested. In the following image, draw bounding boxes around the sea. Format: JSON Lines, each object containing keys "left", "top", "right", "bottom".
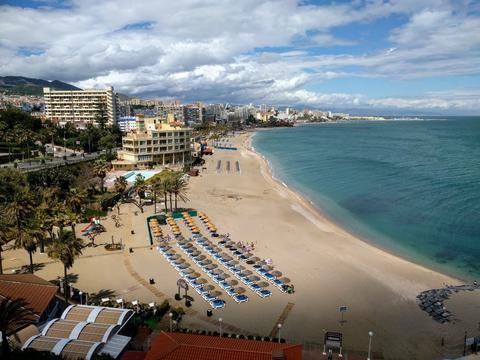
{"left": 252, "top": 117, "right": 480, "bottom": 281}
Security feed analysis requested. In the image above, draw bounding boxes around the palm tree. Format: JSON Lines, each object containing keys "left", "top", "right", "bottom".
{"left": 171, "top": 177, "right": 189, "bottom": 210}
{"left": 14, "top": 228, "right": 37, "bottom": 274}
{"left": 0, "top": 297, "right": 35, "bottom": 359}
{"left": 113, "top": 176, "right": 128, "bottom": 196}
{"left": 4, "top": 188, "right": 35, "bottom": 232}
{"left": 47, "top": 229, "right": 83, "bottom": 303}
{"left": 133, "top": 174, "right": 146, "bottom": 197}
{"left": 66, "top": 188, "right": 86, "bottom": 214}
{"left": 162, "top": 177, "right": 173, "bottom": 212}
{"left": 93, "top": 160, "right": 110, "bottom": 193}
{"left": 0, "top": 218, "right": 13, "bottom": 275}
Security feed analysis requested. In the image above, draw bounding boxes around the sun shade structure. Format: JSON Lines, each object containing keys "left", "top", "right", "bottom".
{"left": 23, "top": 305, "right": 134, "bottom": 360}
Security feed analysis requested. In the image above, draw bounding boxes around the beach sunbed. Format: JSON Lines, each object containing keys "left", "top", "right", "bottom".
{"left": 256, "top": 289, "right": 272, "bottom": 298}
{"left": 210, "top": 299, "right": 225, "bottom": 309}
{"left": 233, "top": 294, "right": 249, "bottom": 303}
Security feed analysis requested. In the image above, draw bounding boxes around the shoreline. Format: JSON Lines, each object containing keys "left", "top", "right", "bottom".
{"left": 246, "top": 130, "right": 463, "bottom": 286}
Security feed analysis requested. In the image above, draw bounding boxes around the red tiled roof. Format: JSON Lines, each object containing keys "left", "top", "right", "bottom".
{"left": 121, "top": 351, "right": 147, "bottom": 360}
{"left": 0, "top": 274, "right": 58, "bottom": 320}
{"left": 145, "top": 332, "right": 302, "bottom": 360}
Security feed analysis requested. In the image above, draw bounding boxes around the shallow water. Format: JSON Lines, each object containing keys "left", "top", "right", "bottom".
{"left": 252, "top": 117, "right": 480, "bottom": 280}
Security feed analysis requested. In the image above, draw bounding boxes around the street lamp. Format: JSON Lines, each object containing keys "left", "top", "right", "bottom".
{"left": 277, "top": 323, "right": 282, "bottom": 343}
{"left": 169, "top": 312, "right": 173, "bottom": 332}
{"left": 367, "top": 331, "right": 374, "bottom": 360}
{"left": 218, "top": 318, "right": 223, "bottom": 336}
{"left": 79, "top": 291, "right": 83, "bottom": 305}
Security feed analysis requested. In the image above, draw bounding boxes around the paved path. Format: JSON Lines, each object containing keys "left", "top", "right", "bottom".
{"left": 269, "top": 302, "right": 295, "bottom": 338}
{"left": 123, "top": 252, "right": 167, "bottom": 300}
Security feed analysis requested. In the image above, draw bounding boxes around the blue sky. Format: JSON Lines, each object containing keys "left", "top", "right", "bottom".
{"left": 1, "top": 0, "right": 479, "bottom": 114}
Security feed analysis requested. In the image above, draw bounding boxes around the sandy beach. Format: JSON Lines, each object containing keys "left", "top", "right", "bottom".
{"left": 3, "top": 131, "right": 480, "bottom": 359}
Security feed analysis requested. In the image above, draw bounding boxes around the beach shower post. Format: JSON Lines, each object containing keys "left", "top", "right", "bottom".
{"left": 367, "top": 331, "right": 374, "bottom": 360}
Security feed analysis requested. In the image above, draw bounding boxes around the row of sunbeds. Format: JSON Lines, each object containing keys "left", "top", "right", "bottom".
{"left": 176, "top": 240, "right": 250, "bottom": 304}
{"left": 157, "top": 245, "right": 226, "bottom": 309}
{"left": 216, "top": 239, "right": 289, "bottom": 294}
{"left": 194, "top": 235, "right": 272, "bottom": 299}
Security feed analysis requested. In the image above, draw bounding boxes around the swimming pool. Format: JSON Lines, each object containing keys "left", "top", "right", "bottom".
{"left": 123, "top": 170, "right": 161, "bottom": 182}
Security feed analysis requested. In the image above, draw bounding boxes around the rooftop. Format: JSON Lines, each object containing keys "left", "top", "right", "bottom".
{"left": 23, "top": 305, "right": 134, "bottom": 360}
{"left": 0, "top": 274, "right": 58, "bottom": 334}
{"left": 144, "top": 332, "right": 302, "bottom": 360}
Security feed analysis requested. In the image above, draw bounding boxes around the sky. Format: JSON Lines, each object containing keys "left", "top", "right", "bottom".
{"left": 1, "top": 0, "right": 480, "bottom": 114}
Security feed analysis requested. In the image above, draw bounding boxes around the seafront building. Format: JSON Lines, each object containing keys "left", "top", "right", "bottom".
{"left": 112, "top": 117, "right": 193, "bottom": 170}
{"left": 155, "top": 100, "right": 184, "bottom": 122}
{"left": 117, "top": 116, "right": 137, "bottom": 132}
{"left": 43, "top": 86, "right": 119, "bottom": 127}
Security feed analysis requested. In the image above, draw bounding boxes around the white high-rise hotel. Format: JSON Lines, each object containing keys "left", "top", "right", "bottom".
{"left": 43, "top": 86, "right": 119, "bottom": 127}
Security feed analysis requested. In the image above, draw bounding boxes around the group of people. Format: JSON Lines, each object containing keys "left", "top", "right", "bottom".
{"left": 236, "top": 240, "right": 256, "bottom": 252}
{"left": 282, "top": 284, "right": 295, "bottom": 294}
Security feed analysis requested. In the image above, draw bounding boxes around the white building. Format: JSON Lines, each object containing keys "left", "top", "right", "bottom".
{"left": 43, "top": 86, "right": 118, "bottom": 127}
{"left": 117, "top": 116, "right": 137, "bottom": 132}
{"left": 112, "top": 117, "right": 193, "bottom": 170}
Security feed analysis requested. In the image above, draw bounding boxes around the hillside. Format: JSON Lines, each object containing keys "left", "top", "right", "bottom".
{"left": 0, "top": 76, "right": 81, "bottom": 95}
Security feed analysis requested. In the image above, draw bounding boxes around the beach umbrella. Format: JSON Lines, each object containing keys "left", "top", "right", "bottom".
{"left": 196, "top": 255, "right": 206, "bottom": 261}
{"left": 182, "top": 268, "right": 194, "bottom": 274}
{"left": 178, "top": 263, "right": 190, "bottom": 269}
{"left": 174, "top": 258, "right": 185, "bottom": 264}
{"left": 184, "top": 243, "right": 193, "bottom": 248}
{"left": 170, "top": 254, "right": 181, "bottom": 260}
{"left": 190, "top": 272, "right": 201, "bottom": 278}
{"left": 234, "top": 287, "right": 246, "bottom": 294}
{"left": 236, "top": 265, "right": 246, "bottom": 271}
{"left": 200, "top": 259, "right": 212, "bottom": 266}
{"left": 217, "top": 273, "right": 229, "bottom": 280}
{"left": 206, "top": 264, "right": 217, "bottom": 270}
{"left": 212, "top": 268, "right": 224, "bottom": 275}
{"left": 221, "top": 254, "right": 233, "bottom": 261}
{"left": 258, "top": 281, "right": 270, "bottom": 288}
{"left": 195, "top": 278, "right": 207, "bottom": 285}
{"left": 271, "top": 270, "right": 283, "bottom": 278}
{"left": 250, "top": 256, "right": 261, "bottom": 263}
{"left": 240, "top": 270, "right": 252, "bottom": 276}
{"left": 160, "top": 245, "right": 171, "bottom": 250}
{"left": 204, "top": 284, "right": 215, "bottom": 291}
{"left": 279, "top": 277, "right": 291, "bottom": 284}
{"left": 190, "top": 250, "right": 201, "bottom": 257}
{"left": 211, "top": 290, "right": 222, "bottom": 297}
{"left": 262, "top": 265, "right": 273, "bottom": 271}
{"left": 227, "top": 279, "right": 238, "bottom": 286}
{"left": 247, "top": 275, "right": 260, "bottom": 282}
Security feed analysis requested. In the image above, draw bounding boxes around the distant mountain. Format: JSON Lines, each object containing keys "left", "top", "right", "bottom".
{"left": 0, "top": 76, "right": 82, "bottom": 96}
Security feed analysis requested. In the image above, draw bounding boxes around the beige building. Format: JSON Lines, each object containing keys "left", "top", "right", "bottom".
{"left": 43, "top": 86, "right": 118, "bottom": 127}
{"left": 112, "top": 118, "right": 193, "bottom": 170}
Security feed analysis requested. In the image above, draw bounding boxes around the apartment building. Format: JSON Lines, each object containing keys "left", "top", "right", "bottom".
{"left": 184, "top": 102, "right": 204, "bottom": 124}
{"left": 112, "top": 117, "right": 193, "bottom": 170}
{"left": 155, "top": 100, "right": 184, "bottom": 122}
{"left": 43, "top": 86, "right": 118, "bottom": 127}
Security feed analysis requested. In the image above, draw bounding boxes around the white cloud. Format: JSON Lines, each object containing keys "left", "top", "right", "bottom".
{"left": 0, "top": 0, "right": 479, "bottom": 112}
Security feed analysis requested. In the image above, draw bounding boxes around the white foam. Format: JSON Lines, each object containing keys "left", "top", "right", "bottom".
{"left": 291, "top": 203, "right": 333, "bottom": 233}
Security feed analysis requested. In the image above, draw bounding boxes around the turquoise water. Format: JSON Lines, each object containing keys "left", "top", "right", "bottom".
{"left": 252, "top": 118, "right": 480, "bottom": 280}
{"left": 123, "top": 170, "right": 160, "bottom": 182}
